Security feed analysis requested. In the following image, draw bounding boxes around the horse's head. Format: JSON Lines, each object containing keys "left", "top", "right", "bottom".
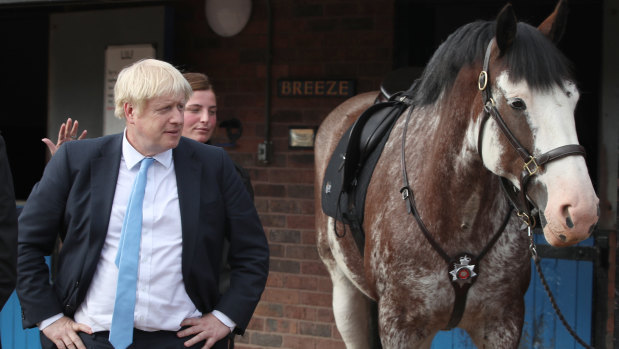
{"left": 479, "top": 0, "right": 599, "bottom": 247}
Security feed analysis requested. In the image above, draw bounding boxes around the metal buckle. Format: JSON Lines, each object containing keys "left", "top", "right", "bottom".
{"left": 517, "top": 211, "right": 536, "bottom": 228}
{"left": 523, "top": 156, "right": 539, "bottom": 175}
{"left": 400, "top": 187, "right": 410, "bottom": 200}
{"left": 478, "top": 71, "right": 488, "bottom": 91}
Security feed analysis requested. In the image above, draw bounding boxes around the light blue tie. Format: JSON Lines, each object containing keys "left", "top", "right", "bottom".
{"left": 109, "top": 157, "right": 154, "bottom": 349}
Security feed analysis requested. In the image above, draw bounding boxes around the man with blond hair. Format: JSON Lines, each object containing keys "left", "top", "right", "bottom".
{"left": 17, "top": 59, "right": 269, "bottom": 349}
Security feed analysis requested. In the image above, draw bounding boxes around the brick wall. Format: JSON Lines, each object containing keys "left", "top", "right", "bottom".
{"left": 173, "top": 0, "right": 394, "bottom": 347}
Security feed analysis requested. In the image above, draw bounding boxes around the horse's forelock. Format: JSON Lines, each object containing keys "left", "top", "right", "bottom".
{"left": 505, "top": 22, "right": 573, "bottom": 91}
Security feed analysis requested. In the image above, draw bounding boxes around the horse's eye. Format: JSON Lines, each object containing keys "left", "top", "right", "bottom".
{"left": 508, "top": 98, "right": 527, "bottom": 110}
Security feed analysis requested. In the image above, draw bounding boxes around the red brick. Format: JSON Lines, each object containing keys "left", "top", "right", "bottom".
{"left": 299, "top": 291, "right": 332, "bottom": 307}
{"left": 246, "top": 317, "right": 265, "bottom": 331}
{"left": 259, "top": 214, "right": 287, "bottom": 228}
{"left": 314, "top": 337, "right": 346, "bottom": 349}
{"left": 269, "top": 229, "right": 301, "bottom": 243}
{"left": 282, "top": 274, "right": 318, "bottom": 290}
{"left": 317, "top": 276, "right": 333, "bottom": 292}
{"left": 301, "top": 261, "right": 330, "bottom": 276}
{"left": 265, "top": 318, "right": 297, "bottom": 334}
{"left": 266, "top": 272, "right": 284, "bottom": 288}
{"left": 269, "top": 169, "right": 314, "bottom": 184}
{"left": 250, "top": 332, "right": 283, "bottom": 347}
{"left": 301, "top": 230, "right": 318, "bottom": 245}
{"left": 270, "top": 259, "right": 301, "bottom": 273}
{"left": 317, "top": 308, "right": 336, "bottom": 323}
{"left": 254, "top": 302, "right": 284, "bottom": 318}
{"left": 263, "top": 288, "right": 300, "bottom": 305}
{"left": 287, "top": 184, "right": 314, "bottom": 199}
{"left": 299, "top": 321, "right": 332, "bottom": 337}
{"left": 269, "top": 243, "right": 285, "bottom": 258}
{"left": 287, "top": 215, "right": 315, "bottom": 229}
{"left": 270, "top": 199, "right": 304, "bottom": 214}
{"left": 285, "top": 245, "right": 319, "bottom": 260}
{"left": 283, "top": 305, "right": 317, "bottom": 321}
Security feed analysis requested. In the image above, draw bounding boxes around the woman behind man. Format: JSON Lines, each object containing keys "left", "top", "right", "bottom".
{"left": 182, "top": 72, "right": 254, "bottom": 200}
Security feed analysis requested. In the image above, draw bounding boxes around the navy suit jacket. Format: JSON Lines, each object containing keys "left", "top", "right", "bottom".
{"left": 17, "top": 134, "right": 269, "bottom": 335}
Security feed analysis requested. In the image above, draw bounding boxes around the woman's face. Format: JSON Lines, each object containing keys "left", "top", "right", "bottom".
{"left": 182, "top": 89, "right": 217, "bottom": 143}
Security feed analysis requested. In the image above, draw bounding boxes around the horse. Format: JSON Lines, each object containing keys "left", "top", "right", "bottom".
{"left": 314, "top": 1, "right": 600, "bottom": 348}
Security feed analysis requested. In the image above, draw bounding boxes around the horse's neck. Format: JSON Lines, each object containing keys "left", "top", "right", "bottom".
{"left": 405, "top": 80, "right": 507, "bottom": 231}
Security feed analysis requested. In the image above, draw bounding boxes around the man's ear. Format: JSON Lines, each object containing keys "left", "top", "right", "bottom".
{"left": 124, "top": 103, "right": 136, "bottom": 124}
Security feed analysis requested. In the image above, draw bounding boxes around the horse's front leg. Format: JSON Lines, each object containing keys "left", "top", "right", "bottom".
{"left": 329, "top": 265, "right": 376, "bottom": 349}
{"left": 465, "top": 297, "right": 525, "bottom": 349}
{"left": 377, "top": 293, "right": 437, "bottom": 349}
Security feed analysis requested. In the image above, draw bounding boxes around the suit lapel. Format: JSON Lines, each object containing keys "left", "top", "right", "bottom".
{"left": 83, "top": 135, "right": 123, "bottom": 283}
{"left": 173, "top": 139, "right": 201, "bottom": 279}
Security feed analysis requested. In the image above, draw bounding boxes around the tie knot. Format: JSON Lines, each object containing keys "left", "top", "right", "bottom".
{"left": 140, "top": 157, "right": 155, "bottom": 172}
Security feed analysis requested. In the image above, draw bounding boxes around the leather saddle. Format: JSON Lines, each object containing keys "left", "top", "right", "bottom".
{"left": 321, "top": 82, "right": 417, "bottom": 254}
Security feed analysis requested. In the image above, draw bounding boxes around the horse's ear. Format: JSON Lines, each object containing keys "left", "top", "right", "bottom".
{"left": 495, "top": 3, "right": 517, "bottom": 54}
{"left": 538, "top": 0, "right": 568, "bottom": 43}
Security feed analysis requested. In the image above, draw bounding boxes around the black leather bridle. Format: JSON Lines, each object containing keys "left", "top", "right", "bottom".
{"left": 477, "top": 39, "right": 587, "bottom": 228}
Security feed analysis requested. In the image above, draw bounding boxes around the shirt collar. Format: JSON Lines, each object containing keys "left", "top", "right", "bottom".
{"left": 122, "top": 129, "right": 173, "bottom": 170}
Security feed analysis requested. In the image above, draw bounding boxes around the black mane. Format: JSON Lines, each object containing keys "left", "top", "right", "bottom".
{"left": 413, "top": 20, "right": 573, "bottom": 106}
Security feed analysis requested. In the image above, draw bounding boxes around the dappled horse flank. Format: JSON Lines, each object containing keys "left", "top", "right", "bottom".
{"left": 314, "top": 1, "right": 599, "bottom": 348}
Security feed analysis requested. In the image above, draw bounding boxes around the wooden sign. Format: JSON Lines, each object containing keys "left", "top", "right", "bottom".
{"left": 277, "top": 79, "right": 355, "bottom": 98}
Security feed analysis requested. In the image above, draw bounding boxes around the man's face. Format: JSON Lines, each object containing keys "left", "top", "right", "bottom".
{"left": 125, "top": 94, "right": 185, "bottom": 156}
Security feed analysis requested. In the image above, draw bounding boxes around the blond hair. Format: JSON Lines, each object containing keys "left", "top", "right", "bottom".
{"left": 114, "top": 59, "right": 193, "bottom": 119}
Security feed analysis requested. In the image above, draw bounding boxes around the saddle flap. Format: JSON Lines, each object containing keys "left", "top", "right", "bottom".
{"left": 342, "top": 101, "right": 403, "bottom": 193}
{"left": 321, "top": 100, "right": 404, "bottom": 223}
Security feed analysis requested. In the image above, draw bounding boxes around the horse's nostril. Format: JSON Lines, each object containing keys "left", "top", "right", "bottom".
{"left": 559, "top": 234, "right": 567, "bottom": 242}
{"left": 566, "top": 216, "right": 574, "bottom": 228}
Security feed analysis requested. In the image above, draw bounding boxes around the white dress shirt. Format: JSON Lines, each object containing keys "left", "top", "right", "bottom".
{"left": 41, "top": 132, "right": 234, "bottom": 332}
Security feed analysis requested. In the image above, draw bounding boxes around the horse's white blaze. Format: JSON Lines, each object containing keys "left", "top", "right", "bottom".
{"left": 494, "top": 74, "right": 598, "bottom": 245}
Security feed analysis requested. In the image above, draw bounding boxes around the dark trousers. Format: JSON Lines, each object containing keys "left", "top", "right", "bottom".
{"left": 40, "top": 329, "right": 231, "bottom": 349}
